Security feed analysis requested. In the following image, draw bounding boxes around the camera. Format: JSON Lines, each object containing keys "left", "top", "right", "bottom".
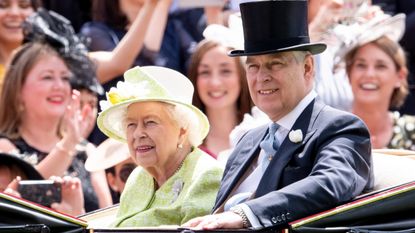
{"left": 18, "top": 180, "right": 62, "bottom": 207}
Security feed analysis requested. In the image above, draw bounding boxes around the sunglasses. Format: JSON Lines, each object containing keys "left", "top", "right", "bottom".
{"left": 118, "top": 163, "right": 136, "bottom": 183}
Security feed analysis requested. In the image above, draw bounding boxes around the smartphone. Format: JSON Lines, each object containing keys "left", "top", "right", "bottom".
{"left": 178, "top": 0, "right": 226, "bottom": 8}
{"left": 18, "top": 180, "right": 62, "bottom": 207}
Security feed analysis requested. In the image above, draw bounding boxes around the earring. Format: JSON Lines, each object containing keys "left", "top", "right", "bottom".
{"left": 177, "top": 144, "right": 183, "bottom": 149}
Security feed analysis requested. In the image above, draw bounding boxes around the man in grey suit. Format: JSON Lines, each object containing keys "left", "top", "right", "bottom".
{"left": 183, "top": 0, "right": 373, "bottom": 230}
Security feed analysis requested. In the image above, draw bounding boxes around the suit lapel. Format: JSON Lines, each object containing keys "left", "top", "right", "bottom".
{"left": 214, "top": 126, "right": 267, "bottom": 209}
{"left": 255, "top": 100, "right": 324, "bottom": 197}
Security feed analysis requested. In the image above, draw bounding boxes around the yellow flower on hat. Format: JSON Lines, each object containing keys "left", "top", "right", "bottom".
{"left": 99, "top": 78, "right": 151, "bottom": 111}
{"left": 108, "top": 92, "right": 130, "bottom": 105}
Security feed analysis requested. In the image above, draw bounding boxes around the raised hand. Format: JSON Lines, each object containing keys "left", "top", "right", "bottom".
{"left": 59, "top": 90, "right": 89, "bottom": 154}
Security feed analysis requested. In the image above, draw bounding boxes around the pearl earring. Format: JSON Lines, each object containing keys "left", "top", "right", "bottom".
{"left": 177, "top": 144, "right": 183, "bottom": 149}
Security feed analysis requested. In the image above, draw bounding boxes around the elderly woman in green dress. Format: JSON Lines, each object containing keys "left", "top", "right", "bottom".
{"left": 97, "top": 66, "right": 223, "bottom": 227}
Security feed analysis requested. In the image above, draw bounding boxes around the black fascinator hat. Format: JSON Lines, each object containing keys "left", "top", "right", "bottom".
{"left": 229, "top": 0, "right": 326, "bottom": 57}
{"left": 23, "top": 8, "right": 104, "bottom": 95}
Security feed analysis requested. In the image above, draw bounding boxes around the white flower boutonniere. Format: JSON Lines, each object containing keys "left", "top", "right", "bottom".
{"left": 289, "top": 129, "right": 303, "bottom": 143}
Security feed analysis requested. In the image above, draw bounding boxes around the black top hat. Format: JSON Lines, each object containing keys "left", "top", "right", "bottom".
{"left": 0, "top": 153, "right": 44, "bottom": 180}
{"left": 229, "top": 0, "right": 326, "bottom": 57}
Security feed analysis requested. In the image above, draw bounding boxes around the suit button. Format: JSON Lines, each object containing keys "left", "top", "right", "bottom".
{"left": 277, "top": 216, "right": 282, "bottom": 222}
{"left": 281, "top": 214, "right": 286, "bottom": 221}
{"left": 286, "top": 212, "right": 291, "bottom": 220}
{"left": 271, "top": 217, "right": 277, "bottom": 223}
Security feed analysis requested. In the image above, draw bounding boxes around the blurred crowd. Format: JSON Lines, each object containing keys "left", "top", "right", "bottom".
{"left": 0, "top": 0, "right": 414, "bottom": 220}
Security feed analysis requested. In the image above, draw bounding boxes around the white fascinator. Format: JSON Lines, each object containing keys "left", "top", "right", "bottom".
{"left": 202, "top": 13, "right": 244, "bottom": 50}
{"left": 333, "top": 13, "right": 406, "bottom": 65}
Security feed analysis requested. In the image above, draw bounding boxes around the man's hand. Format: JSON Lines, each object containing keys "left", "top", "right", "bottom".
{"left": 182, "top": 211, "right": 244, "bottom": 230}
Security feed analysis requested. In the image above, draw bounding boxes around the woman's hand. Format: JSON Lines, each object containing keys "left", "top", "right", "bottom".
{"left": 3, "top": 176, "right": 21, "bottom": 197}
{"left": 60, "top": 90, "right": 91, "bottom": 151}
{"left": 309, "top": 1, "right": 343, "bottom": 42}
{"left": 145, "top": 0, "right": 161, "bottom": 6}
{"left": 204, "top": 0, "right": 229, "bottom": 25}
{"left": 5, "top": 176, "right": 85, "bottom": 216}
{"left": 50, "top": 176, "right": 85, "bottom": 216}
{"left": 79, "top": 98, "right": 96, "bottom": 139}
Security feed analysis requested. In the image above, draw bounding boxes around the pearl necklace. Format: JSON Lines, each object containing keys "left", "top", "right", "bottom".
{"left": 174, "top": 159, "right": 185, "bottom": 175}
{"left": 174, "top": 147, "right": 192, "bottom": 175}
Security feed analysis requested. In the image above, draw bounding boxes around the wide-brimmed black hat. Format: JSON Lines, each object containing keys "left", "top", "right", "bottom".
{"left": 229, "top": 0, "right": 326, "bottom": 57}
{"left": 0, "top": 153, "right": 43, "bottom": 180}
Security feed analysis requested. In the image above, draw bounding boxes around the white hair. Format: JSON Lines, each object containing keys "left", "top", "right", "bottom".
{"left": 292, "top": 51, "right": 312, "bottom": 64}
{"left": 167, "top": 103, "right": 203, "bottom": 147}
{"left": 120, "top": 101, "right": 204, "bottom": 146}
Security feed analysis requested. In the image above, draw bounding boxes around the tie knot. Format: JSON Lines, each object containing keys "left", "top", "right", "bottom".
{"left": 269, "top": 123, "right": 279, "bottom": 136}
{"left": 260, "top": 123, "right": 280, "bottom": 154}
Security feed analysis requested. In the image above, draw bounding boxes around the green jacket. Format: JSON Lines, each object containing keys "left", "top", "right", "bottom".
{"left": 113, "top": 148, "right": 223, "bottom": 227}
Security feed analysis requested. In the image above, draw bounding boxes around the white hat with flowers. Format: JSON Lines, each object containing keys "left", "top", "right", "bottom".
{"left": 97, "top": 66, "right": 210, "bottom": 143}
{"left": 333, "top": 13, "right": 406, "bottom": 64}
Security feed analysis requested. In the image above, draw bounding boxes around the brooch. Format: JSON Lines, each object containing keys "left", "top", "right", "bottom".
{"left": 171, "top": 179, "right": 184, "bottom": 203}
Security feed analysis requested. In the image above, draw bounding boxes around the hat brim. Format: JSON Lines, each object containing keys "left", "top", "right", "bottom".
{"left": 334, "top": 13, "right": 406, "bottom": 65}
{"left": 0, "top": 153, "right": 44, "bottom": 180}
{"left": 97, "top": 98, "right": 210, "bottom": 144}
{"left": 85, "top": 139, "right": 131, "bottom": 172}
{"left": 228, "top": 43, "right": 327, "bottom": 57}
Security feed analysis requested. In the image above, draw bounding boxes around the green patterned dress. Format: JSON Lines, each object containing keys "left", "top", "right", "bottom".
{"left": 112, "top": 148, "right": 223, "bottom": 227}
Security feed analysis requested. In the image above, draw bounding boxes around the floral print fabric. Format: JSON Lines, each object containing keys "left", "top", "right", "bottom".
{"left": 388, "top": 111, "right": 415, "bottom": 150}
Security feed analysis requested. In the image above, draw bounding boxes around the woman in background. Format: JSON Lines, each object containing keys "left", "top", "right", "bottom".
{"left": 0, "top": 0, "right": 40, "bottom": 86}
{"left": 0, "top": 41, "right": 101, "bottom": 212}
{"left": 346, "top": 16, "right": 414, "bottom": 149}
{"left": 188, "top": 39, "right": 252, "bottom": 158}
